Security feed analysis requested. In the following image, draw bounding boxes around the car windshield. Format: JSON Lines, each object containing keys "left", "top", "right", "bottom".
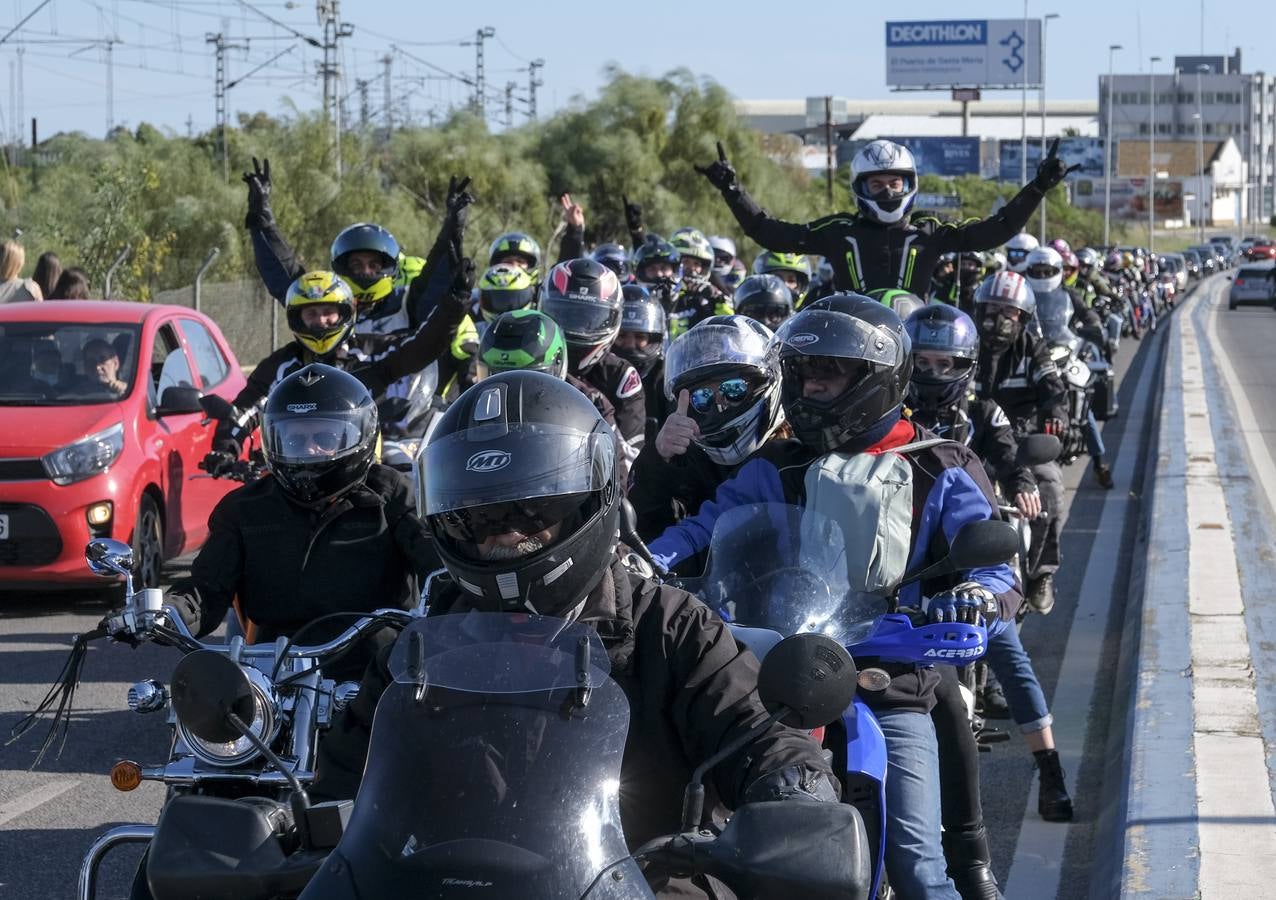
{"left": 0, "top": 322, "right": 141, "bottom": 406}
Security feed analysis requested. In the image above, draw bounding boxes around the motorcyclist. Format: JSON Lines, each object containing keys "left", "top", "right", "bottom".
{"left": 628, "top": 315, "right": 785, "bottom": 541}
{"left": 633, "top": 234, "right": 684, "bottom": 313}
{"left": 971, "top": 271, "right": 1068, "bottom": 615}
{"left": 1005, "top": 233, "right": 1040, "bottom": 274}
{"left": 242, "top": 159, "right": 472, "bottom": 337}
{"left": 203, "top": 264, "right": 475, "bottom": 476}
{"left": 668, "top": 230, "right": 733, "bottom": 338}
{"left": 613, "top": 283, "right": 671, "bottom": 435}
{"left": 752, "top": 250, "right": 812, "bottom": 309}
{"left": 695, "top": 138, "right": 1071, "bottom": 296}
{"left": 904, "top": 303, "right": 1075, "bottom": 831}
{"left": 312, "top": 371, "right": 840, "bottom": 897}
{"left": 931, "top": 253, "right": 958, "bottom": 303}
{"left": 647, "top": 294, "right": 1022, "bottom": 900}
{"left": 1027, "top": 248, "right": 1114, "bottom": 490}
{"left": 476, "top": 307, "right": 618, "bottom": 432}
{"left": 1075, "top": 247, "right": 1123, "bottom": 357}
{"left": 538, "top": 257, "right": 647, "bottom": 447}
{"left": 733, "top": 273, "right": 794, "bottom": 331}
{"left": 474, "top": 263, "right": 539, "bottom": 330}
{"left": 487, "top": 231, "right": 543, "bottom": 278}
{"left": 807, "top": 257, "right": 838, "bottom": 303}
{"left": 708, "top": 234, "right": 744, "bottom": 291}
{"left": 590, "top": 241, "right": 633, "bottom": 282}
{"left": 168, "top": 365, "right": 438, "bottom": 680}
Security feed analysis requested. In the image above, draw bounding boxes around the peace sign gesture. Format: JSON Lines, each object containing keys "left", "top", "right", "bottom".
{"left": 1034, "top": 138, "right": 1082, "bottom": 191}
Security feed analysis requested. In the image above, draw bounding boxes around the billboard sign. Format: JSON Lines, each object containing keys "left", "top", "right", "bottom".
{"left": 999, "top": 138, "right": 1105, "bottom": 182}
{"left": 886, "top": 19, "right": 1042, "bottom": 89}
{"left": 1071, "top": 177, "right": 1185, "bottom": 219}
{"left": 883, "top": 136, "right": 981, "bottom": 177}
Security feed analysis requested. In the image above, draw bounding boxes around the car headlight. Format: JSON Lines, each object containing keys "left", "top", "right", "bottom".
{"left": 177, "top": 666, "right": 279, "bottom": 768}
{"left": 42, "top": 423, "right": 125, "bottom": 486}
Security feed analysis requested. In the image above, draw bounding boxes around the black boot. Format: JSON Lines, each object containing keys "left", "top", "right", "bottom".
{"left": 979, "top": 677, "right": 1011, "bottom": 720}
{"left": 942, "top": 823, "right": 1003, "bottom": 900}
{"left": 1094, "top": 461, "right": 1115, "bottom": 490}
{"left": 1026, "top": 574, "right": 1055, "bottom": 615}
{"left": 1035, "top": 749, "right": 1074, "bottom": 822}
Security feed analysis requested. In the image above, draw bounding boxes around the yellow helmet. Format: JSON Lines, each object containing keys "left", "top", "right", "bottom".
{"left": 1120, "top": 251, "right": 1134, "bottom": 268}
{"left": 286, "top": 271, "right": 357, "bottom": 356}
{"left": 330, "top": 223, "right": 401, "bottom": 310}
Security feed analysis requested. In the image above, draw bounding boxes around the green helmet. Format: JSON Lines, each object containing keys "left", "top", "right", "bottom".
{"left": 487, "top": 232, "right": 543, "bottom": 279}
{"left": 752, "top": 251, "right": 812, "bottom": 304}
{"left": 670, "top": 229, "right": 715, "bottom": 287}
{"left": 477, "top": 263, "right": 539, "bottom": 322}
{"left": 477, "top": 309, "right": 569, "bottom": 381}
{"left": 866, "top": 288, "right": 926, "bottom": 321}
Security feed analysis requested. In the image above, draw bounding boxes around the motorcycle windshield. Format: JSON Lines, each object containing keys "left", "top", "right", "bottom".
{"left": 326, "top": 613, "right": 641, "bottom": 899}
{"left": 1036, "top": 290, "right": 1076, "bottom": 345}
{"left": 698, "top": 503, "right": 882, "bottom": 645}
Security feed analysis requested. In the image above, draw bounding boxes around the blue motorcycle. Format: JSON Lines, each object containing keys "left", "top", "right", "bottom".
{"left": 683, "top": 502, "right": 1017, "bottom": 900}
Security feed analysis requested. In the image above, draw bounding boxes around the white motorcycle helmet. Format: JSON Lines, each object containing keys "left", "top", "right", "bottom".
{"left": 850, "top": 140, "right": 919, "bottom": 225}
{"left": 1005, "top": 233, "right": 1040, "bottom": 274}
{"left": 1024, "top": 246, "right": 1064, "bottom": 294}
{"left": 708, "top": 235, "right": 737, "bottom": 279}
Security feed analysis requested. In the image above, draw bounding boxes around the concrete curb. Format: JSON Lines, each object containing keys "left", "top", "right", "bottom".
{"left": 1114, "top": 286, "right": 1203, "bottom": 897}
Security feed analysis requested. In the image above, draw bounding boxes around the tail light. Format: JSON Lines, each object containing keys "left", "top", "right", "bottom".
{"left": 1236, "top": 278, "right": 1246, "bottom": 286}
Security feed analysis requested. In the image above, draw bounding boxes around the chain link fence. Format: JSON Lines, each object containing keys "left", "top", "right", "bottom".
{"left": 152, "top": 279, "right": 285, "bottom": 369}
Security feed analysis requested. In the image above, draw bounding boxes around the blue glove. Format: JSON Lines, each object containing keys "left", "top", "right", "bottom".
{"left": 921, "top": 581, "right": 999, "bottom": 627}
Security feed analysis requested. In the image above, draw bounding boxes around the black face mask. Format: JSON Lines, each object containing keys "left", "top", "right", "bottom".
{"left": 977, "top": 308, "right": 1022, "bottom": 351}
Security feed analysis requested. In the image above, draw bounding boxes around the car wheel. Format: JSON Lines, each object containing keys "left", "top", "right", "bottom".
{"left": 131, "top": 495, "right": 164, "bottom": 589}
{"left": 1229, "top": 301, "right": 1238, "bottom": 310}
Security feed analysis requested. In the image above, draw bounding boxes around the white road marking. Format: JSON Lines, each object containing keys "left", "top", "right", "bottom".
{"left": 1003, "top": 304, "right": 1162, "bottom": 898}
{"left": 0, "top": 779, "right": 80, "bottom": 827}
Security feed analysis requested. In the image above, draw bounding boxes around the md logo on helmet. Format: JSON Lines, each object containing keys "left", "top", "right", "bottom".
{"left": 466, "top": 449, "right": 512, "bottom": 473}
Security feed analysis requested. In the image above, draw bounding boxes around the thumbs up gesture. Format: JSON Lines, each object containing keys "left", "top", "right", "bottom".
{"left": 655, "top": 389, "right": 701, "bottom": 462}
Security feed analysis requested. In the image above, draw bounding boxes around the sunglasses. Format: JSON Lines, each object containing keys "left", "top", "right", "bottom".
{"left": 689, "top": 377, "right": 753, "bottom": 413}
{"left": 436, "top": 494, "right": 586, "bottom": 543}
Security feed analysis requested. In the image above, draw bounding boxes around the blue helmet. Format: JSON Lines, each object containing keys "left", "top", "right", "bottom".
{"left": 903, "top": 304, "right": 979, "bottom": 410}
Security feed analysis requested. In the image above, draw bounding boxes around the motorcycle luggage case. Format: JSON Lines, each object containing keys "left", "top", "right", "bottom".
{"left": 1092, "top": 367, "right": 1118, "bottom": 421}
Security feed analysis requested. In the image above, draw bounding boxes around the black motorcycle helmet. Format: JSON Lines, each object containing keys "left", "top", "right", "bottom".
{"left": 538, "top": 257, "right": 625, "bottom": 374}
{"left": 733, "top": 274, "right": 794, "bottom": 330}
{"left": 614, "top": 283, "right": 667, "bottom": 377}
{"left": 329, "top": 223, "right": 401, "bottom": 309}
{"left": 590, "top": 242, "right": 632, "bottom": 281}
{"left": 772, "top": 293, "right": 912, "bottom": 453}
{"left": 418, "top": 370, "right": 620, "bottom": 616}
{"left": 903, "top": 304, "right": 980, "bottom": 410}
{"left": 261, "top": 364, "right": 379, "bottom": 508}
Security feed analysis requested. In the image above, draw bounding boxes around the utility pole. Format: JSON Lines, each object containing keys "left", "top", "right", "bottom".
{"left": 1149, "top": 56, "right": 1161, "bottom": 251}
{"left": 505, "top": 82, "right": 515, "bottom": 130}
{"left": 1104, "top": 44, "right": 1123, "bottom": 246}
{"left": 527, "top": 59, "right": 544, "bottom": 120}
{"left": 104, "top": 39, "right": 115, "bottom": 134}
{"left": 1039, "top": 13, "right": 1059, "bottom": 243}
{"left": 317, "top": 0, "right": 354, "bottom": 178}
{"left": 206, "top": 32, "right": 246, "bottom": 183}
{"left": 468, "top": 26, "right": 495, "bottom": 118}
{"left": 15, "top": 47, "right": 24, "bottom": 149}
{"left": 382, "top": 54, "right": 393, "bottom": 139}
{"left": 824, "top": 96, "right": 834, "bottom": 208}
{"left": 357, "top": 78, "right": 370, "bottom": 129}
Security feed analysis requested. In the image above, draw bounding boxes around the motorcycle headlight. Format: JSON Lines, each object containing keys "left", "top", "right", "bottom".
{"left": 43, "top": 423, "right": 124, "bottom": 485}
{"left": 177, "top": 666, "right": 279, "bottom": 768}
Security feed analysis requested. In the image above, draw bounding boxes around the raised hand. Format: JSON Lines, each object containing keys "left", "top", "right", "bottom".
{"left": 654, "top": 389, "right": 700, "bottom": 462}
{"left": 622, "top": 194, "right": 644, "bottom": 234}
{"left": 242, "top": 157, "right": 273, "bottom": 227}
{"left": 1033, "top": 138, "right": 1082, "bottom": 191}
{"left": 446, "top": 175, "right": 475, "bottom": 230}
{"left": 560, "top": 192, "right": 585, "bottom": 229}
{"left": 694, "top": 141, "right": 738, "bottom": 192}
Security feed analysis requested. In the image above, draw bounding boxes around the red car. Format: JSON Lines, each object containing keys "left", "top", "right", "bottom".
{"left": 1244, "top": 243, "right": 1276, "bottom": 261}
{"left": 0, "top": 301, "right": 248, "bottom": 591}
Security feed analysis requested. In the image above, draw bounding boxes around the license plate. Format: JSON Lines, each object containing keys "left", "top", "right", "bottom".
{"left": 0, "top": 514, "right": 8, "bottom": 540}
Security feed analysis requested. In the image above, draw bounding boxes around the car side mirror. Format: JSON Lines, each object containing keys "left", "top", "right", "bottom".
{"left": 157, "top": 386, "right": 204, "bottom": 416}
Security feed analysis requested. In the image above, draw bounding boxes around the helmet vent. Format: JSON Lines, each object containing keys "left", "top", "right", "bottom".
{"left": 475, "top": 387, "right": 503, "bottom": 422}
{"left": 542, "top": 557, "right": 574, "bottom": 585}
{"left": 496, "top": 572, "right": 520, "bottom": 600}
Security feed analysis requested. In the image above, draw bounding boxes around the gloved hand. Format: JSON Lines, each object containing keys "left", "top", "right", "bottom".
{"left": 694, "top": 141, "right": 738, "bottom": 192}
{"left": 1033, "top": 138, "right": 1081, "bottom": 192}
{"left": 654, "top": 390, "right": 699, "bottom": 462}
{"left": 922, "top": 581, "right": 999, "bottom": 626}
{"left": 744, "top": 764, "right": 841, "bottom": 804}
{"left": 202, "top": 449, "right": 237, "bottom": 478}
{"left": 242, "top": 156, "right": 273, "bottom": 229}
{"left": 622, "top": 194, "right": 643, "bottom": 235}
{"left": 450, "top": 257, "right": 477, "bottom": 299}
{"left": 445, "top": 175, "right": 475, "bottom": 232}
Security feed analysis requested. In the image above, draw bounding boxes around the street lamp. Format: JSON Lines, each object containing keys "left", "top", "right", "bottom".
{"left": 1149, "top": 55, "right": 1161, "bottom": 253}
{"left": 1039, "top": 12, "right": 1060, "bottom": 242}
{"left": 1196, "top": 63, "right": 1209, "bottom": 243}
{"left": 1104, "top": 44, "right": 1123, "bottom": 246}
{"left": 1020, "top": 0, "right": 1030, "bottom": 187}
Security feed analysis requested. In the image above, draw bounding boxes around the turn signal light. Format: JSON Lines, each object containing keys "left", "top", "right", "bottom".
{"left": 110, "top": 760, "right": 142, "bottom": 792}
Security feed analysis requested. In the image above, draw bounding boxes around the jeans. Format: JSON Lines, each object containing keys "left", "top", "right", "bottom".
{"left": 1083, "top": 408, "right": 1106, "bottom": 460}
{"left": 875, "top": 706, "right": 962, "bottom": 900}
{"left": 985, "top": 623, "right": 1053, "bottom": 733}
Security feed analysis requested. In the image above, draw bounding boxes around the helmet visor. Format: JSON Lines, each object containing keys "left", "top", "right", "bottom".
{"left": 539, "top": 296, "right": 621, "bottom": 342}
{"left": 664, "top": 322, "right": 772, "bottom": 399}
{"left": 422, "top": 424, "right": 615, "bottom": 516}
{"left": 773, "top": 309, "right": 903, "bottom": 367}
{"left": 263, "top": 411, "right": 375, "bottom": 463}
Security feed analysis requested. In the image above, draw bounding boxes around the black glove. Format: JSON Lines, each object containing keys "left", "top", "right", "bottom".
{"left": 922, "top": 581, "right": 999, "bottom": 626}
{"left": 622, "top": 194, "right": 643, "bottom": 234}
{"left": 1033, "top": 138, "right": 1081, "bottom": 192}
{"left": 694, "top": 141, "right": 738, "bottom": 192}
{"left": 445, "top": 175, "right": 475, "bottom": 233}
{"left": 744, "top": 765, "right": 840, "bottom": 803}
{"left": 242, "top": 156, "right": 273, "bottom": 229}
{"left": 202, "top": 449, "right": 237, "bottom": 478}
{"left": 450, "top": 257, "right": 477, "bottom": 298}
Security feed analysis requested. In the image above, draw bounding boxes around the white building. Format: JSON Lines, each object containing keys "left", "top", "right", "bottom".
{"left": 1116, "top": 138, "right": 1246, "bottom": 226}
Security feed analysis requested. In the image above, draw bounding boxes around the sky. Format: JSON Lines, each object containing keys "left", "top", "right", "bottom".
{"left": 0, "top": 0, "right": 1268, "bottom": 142}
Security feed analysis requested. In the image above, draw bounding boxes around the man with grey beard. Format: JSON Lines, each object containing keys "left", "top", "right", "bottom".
{"left": 313, "top": 370, "right": 839, "bottom": 898}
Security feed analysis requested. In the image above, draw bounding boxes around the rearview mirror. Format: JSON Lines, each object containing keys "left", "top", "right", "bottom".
{"left": 157, "top": 386, "right": 204, "bottom": 416}
{"left": 170, "top": 650, "right": 255, "bottom": 745}
{"left": 86, "top": 538, "right": 134, "bottom": 577}
{"left": 946, "top": 519, "right": 1020, "bottom": 572}
{"left": 756, "top": 633, "right": 857, "bottom": 730}
{"left": 1017, "top": 433, "right": 1061, "bottom": 467}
